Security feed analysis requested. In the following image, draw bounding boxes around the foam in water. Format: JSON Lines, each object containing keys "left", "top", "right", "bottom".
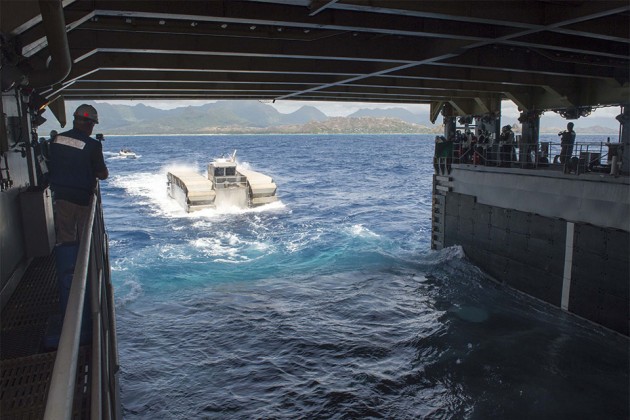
{"left": 110, "top": 164, "right": 286, "bottom": 218}
{"left": 116, "top": 275, "right": 143, "bottom": 307}
{"left": 215, "top": 187, "right": 248, "bottom": 210}
{"left": 347, "top": 224, "right": 379, "bottom": 238}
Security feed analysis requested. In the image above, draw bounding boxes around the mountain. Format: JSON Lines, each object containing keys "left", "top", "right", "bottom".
{"left": 199, "top": 101, "right": 283, "bottom": 126}
{"left": 348, "top": 107, "right": 430, "bottom": 126}
{"left": 39, "top": 101, "right": 426, "bottom": 135}
{"left": 293, "top": 117, "right": 436, "bottom": 134}
{"left": 38, "top": 101, "right": 171, "bottom": 133}
{"left": 38, "top": 100, "right": 329, "bottom": 134}
{"left": 281, "top": 105, "right": 328, "bottom": 124}
{"left": 538, "top": 112, "right": 619, "bottom": 134}
{"left": 36, "top": 100, "right": 618, "bottom": 135}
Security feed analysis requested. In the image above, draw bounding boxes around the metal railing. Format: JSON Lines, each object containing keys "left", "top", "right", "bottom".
{"left": 435, "top": 140, "right": 623, "bottom": 176}
{"left": 43, "top": 186, "right": 121, "bottom": 420}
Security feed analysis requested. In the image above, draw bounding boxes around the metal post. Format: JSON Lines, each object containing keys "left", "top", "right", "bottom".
{"left": 519, "top": 110, "right": 541, "bottom": 168}
{"left": 618, "top": 105, "right": 629, "bottom": 174}
{"left": 90, "top": 244, "right": 102, "bottom": 420}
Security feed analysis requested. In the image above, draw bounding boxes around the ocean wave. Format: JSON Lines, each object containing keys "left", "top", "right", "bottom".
{"left": 347, "top": 224, "right": 380, "bottom": 238}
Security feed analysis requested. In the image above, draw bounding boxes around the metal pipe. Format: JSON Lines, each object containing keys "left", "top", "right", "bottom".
{"left": 91, "top": 296, "right": 102, "bottom": 419}
{"left": 90, "top": 246, "right": 103, "bottom": 420}
{"left": 107, "top": 280, "right": 120, "bottom": 374}
{"left": 43, "top": 196, "right": 96, "bottom": 420}
{"left": 28, "top": 0, "right": 72, "bottom": 89}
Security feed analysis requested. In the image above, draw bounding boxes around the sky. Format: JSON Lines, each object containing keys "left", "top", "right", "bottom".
{"left": 96, "top": 99, "right": 622, "bottom": 129}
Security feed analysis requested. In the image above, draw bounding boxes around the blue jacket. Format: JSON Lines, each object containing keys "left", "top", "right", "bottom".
{"left": 49, "top": 128, "right": 107, "bottom": 205}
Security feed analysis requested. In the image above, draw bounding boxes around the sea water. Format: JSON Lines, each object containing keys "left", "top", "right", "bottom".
{"left": 101, "top": 134, "right": 628, "bottom": 419}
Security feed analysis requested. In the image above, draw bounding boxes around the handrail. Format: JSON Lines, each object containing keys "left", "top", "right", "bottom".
{"left": 43, "top": 196, "right": 96, "bottom": 420}
{"left": 43, "top": 186, "right": 121, "bottom": 420}
{"left": 443, "top": 140, "right": 624, "bottom": 175}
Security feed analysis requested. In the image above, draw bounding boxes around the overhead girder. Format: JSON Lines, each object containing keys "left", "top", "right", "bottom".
{"left": 8, "top": 0, "right": 630, "bottom": 50}
{"left": 48, "top": 44, "right": 626, "bottom": 108}
{"left": 67, "top": 51, "right": 547, "bottom": 88}
{"left": 67, "top": 65, "right": 530, "bottom": 93}
{"left": 502, "top": 31, "right": 629, "bottom": 61}
{"left": 508, "top": 78, "right": 630, "bottom": 110}
{"left": 66, "top": 79, "right": 497, "bottom": 98}
{"left": 429, "top": 101, "right": 446, "bottom": 124}
{"left": 48, "top": 6, "right": 626, "bottom": 61}
{"left": 320, "top": 0, "right": 628, "bottom": 27}
{"left": 66, "top": 52, "right": 391, "bottom": 80}
{"left": 61, "top": 28, "right": 472, "bottom": 66}
{"left": 447, "top": 97, "right": 502, "bottom": 117}
{"left": 2, "top": 0, "right": 627, "bottom": 111}
{"left": 436, "top": 45, "right": 626, "bottom": 81}
{"left": 17, "top": 0, "right": 627, "bottom": 71}
{"left": 73, "top": 68, "right": 529, "bottom": 96}
{"left": 51, "top": 26, "right": 624, "bottom": 106}
{"left": 56, "top": 81, "right": 496, "bottom": 104}
{"left": 56, "top": 56, "right": 619, "bottom": 109}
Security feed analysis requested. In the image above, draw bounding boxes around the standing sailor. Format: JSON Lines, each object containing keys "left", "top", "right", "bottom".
{"left": 559, "top": 122, "right": 576, "bottom": 173}
{"left": 48, "top": 104, "right": 109, "bottom": 244}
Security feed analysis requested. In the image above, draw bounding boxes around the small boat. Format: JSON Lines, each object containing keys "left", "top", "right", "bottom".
{"left": 167, "top": 150, "right": 278, "bottom": 212}
{"left": 119, "top": 149, "right": 137, "bottom": 158}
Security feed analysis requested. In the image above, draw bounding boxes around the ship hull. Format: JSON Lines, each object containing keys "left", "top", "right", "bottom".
{"left": 432, "top": 167, "right": 630, "bottom": 335}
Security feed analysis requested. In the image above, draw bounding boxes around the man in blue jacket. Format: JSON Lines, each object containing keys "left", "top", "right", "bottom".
{"left": 49, "top": 104, "right": 109, "bottom": 244}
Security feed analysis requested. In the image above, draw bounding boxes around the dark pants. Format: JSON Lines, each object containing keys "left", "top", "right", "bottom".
{"left": 560, "top": 142, "right": 574, "bottom": 165}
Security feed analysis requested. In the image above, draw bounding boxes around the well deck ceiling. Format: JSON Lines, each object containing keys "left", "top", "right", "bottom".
{"left": 2, "top": 0, "right": 629, "bottom": 114}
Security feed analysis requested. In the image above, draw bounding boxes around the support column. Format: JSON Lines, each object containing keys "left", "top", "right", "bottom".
{"left": 518, "top": 110, "right": 542, "bottom": 168}
{"left": 618, "top": 105, "right": 629, "bottom": 174}
{"left": 474, "top": 113, "right": 500, "bottom": 141}
{"left": 561, "top": 222, "right": 575, "bottom": 310}
{"left": 443, "top": 115, "right": 456, "bottom": 140}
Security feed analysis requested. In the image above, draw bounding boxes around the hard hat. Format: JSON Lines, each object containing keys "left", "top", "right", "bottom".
{"left": 73, "top": 104, "right": 99, "bottom": 123}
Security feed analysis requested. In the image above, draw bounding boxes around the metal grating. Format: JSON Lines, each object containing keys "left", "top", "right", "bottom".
{"left": 0, "top": 346, "right": 91, "bottom": 419}
{"left": 1, "top": 254, "right": 60, "bottom": 359}
{"left": 1, "top": 252, "right": 92, "bottom": 418}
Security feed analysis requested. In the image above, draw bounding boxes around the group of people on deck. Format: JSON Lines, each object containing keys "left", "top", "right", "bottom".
{"left": 434, "top": 121, "right": 578, "bottom": 175}
{"left": 434, "top": 125, "right": 517, "bottom": 174}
